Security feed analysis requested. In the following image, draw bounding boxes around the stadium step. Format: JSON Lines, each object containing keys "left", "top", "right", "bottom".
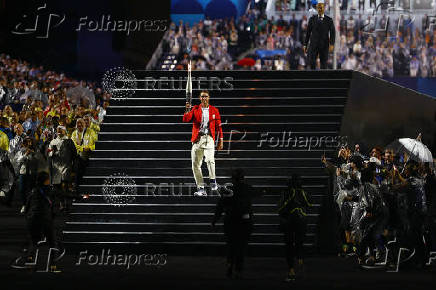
{"left": 63, "top": 70, "right": 351, "bottom": 256}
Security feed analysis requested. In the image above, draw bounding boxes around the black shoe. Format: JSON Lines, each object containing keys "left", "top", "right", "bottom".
{"left": 285, "top": 273, "right": 296, "bottom": 282}
{"left": 365, "top": 256, "right": 375, "bottom": 266}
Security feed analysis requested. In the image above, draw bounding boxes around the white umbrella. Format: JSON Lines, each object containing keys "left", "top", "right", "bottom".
{"left": 387, "top": 137, "right": 433, "bottom": 163}
{"left": 66, "top": 85, "right": 95, "bottom": 108}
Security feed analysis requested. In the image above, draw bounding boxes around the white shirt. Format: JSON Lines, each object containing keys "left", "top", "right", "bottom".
{"left": 200, "top": 107, "right": 209, "bottom": 134}
{"left": 97, "top": 106, "right": 106, "bottom": 123}
{"left": 0, "top": 86, "right": 5, "bottom": 101}
{"left": 48, "top": 135, "right": 67, "bottom": 157}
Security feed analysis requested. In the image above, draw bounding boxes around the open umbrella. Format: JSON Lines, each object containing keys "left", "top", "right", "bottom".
{"left": 237, "top": 57, "right": 256, "bottom": 67}
{"left": 387, "top": 137, "right": 433, "bottom": 163}
{"left": 66, "top": 85, "right": 96, "bottom": 108}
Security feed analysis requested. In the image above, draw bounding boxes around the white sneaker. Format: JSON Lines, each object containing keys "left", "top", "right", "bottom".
{"left": 211, "top": 182, "right": 219, "bottom": 191}
{"left": 193, "top": 187, "right": 207, "bottom": 197}
{"left": 20, "top": 205, "right": 26, "bottom": 214}
{"left": 0, "top": 190, "right": 5, "bottom": 197}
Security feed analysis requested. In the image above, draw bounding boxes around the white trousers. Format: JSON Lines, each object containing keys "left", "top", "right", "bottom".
{"left": 191, "top": 135, "right": 215, "bottom": 188}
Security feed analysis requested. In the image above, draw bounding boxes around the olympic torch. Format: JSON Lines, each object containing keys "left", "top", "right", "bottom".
{"left": 185, "top": 61, "right": 192, "bottom": 112}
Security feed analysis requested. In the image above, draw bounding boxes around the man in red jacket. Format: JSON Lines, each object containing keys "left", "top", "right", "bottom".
{"left": 183, "top": 90, "right": 223, "bottom": 196}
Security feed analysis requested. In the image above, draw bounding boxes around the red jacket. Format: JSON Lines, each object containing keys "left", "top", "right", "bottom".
{"left": 183, "top": 104, "right": 223, "bottom": 143}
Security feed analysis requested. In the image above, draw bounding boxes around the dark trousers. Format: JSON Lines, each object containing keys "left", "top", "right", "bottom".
{"left": 26, "top": 216, "right": 56, "bottom": 257}
{"left": 53, "top": 183, "right": 71, "bottom": 209}
{"left": 308, "top": 46, "right": 329, "bottom": 69}
{"left": 409, "top": 212, "right": 426, "bottom": 266}
{"left": 19, "top": 174, "right": 35, "bottom": 206}
{"left": 357, "top": 220, "right": 377, "bottom": 259}
{"left": 75, "top": 156, "right": 88, "bottom": 192}
{"left": 359, "top": 235, "right": 376, "bottom": 259}
{"left": 282, "top": 214, "right": 307, "bottom": 268}
{"left": 224, "top": 220, "right": 252, "bottom": 272}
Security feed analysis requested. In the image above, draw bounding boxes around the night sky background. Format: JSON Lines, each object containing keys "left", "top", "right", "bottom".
{"left": 0, "top": 0, "right": 170, "bottom": 80}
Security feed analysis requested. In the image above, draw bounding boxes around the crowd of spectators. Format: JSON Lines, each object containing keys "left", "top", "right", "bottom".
{"left": 161, "top": 11, "right": 258, "bottom": 70}
{"left": 332, "top": 13, "right": 435, "bottom": 77}
{"left": 159, "top": 1, "right": 268, "bottom": 70}
{"left": 275, "top": 0, "right": 310, "bottom": 11}
{"left": 322, "top": 142, "right": 436, "bottom": 269}
{"left": 0, "top": 53, "right": 110, "bottom": 214}
{"left": 274, "top": 0, "right": 382, "bottom": 12}
{"left": 158, "top": 1, "right": 436, "bottom": 78}
{"left": 254, "top": 12, "right": 436, "bottom": 77}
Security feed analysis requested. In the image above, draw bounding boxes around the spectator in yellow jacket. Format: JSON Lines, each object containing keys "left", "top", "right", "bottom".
{"left": 71, "top": 118, "right": 97, "bottom": 157}
{"left": 71, "top": 118, "right": 97, "bottom": 193}
{"left": 84, "top": 115, "right": 100, "bottom": 133}
{"left": 0, "top": 130, "right": 9, "bottom": 151}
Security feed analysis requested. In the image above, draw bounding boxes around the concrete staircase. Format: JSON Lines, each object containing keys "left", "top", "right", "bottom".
{"left": 63, "top": 70, "right": 352, "bottom": 256}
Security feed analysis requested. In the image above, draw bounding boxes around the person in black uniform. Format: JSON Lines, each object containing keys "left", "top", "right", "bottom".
{"left": 211, "top": 169, "right": 258, "bottom": 279}
{"left": 402, "top": 161, "right": 428, "bottom": 268}
{"left": 25, "top": 171, "right": 59, "bottom": 271}
{"left": 278, "top": 174, "right": 312, "bottom": 281}
{"left": 303, "top": 0, "right": 336, "bottom": 69}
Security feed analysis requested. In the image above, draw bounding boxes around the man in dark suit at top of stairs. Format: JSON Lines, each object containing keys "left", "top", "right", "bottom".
{"left": 303, "top": 0, "right": 336, "bottom": 70}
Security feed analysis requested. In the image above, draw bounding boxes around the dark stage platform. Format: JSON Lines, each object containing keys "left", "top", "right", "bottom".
{"left": 0, "top": 213, "right": 435, "bottom": 290}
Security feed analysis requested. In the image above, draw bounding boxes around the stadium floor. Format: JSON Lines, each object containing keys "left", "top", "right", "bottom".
{"left": 0, "top": 209, "right": 435, "bottom": 290}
